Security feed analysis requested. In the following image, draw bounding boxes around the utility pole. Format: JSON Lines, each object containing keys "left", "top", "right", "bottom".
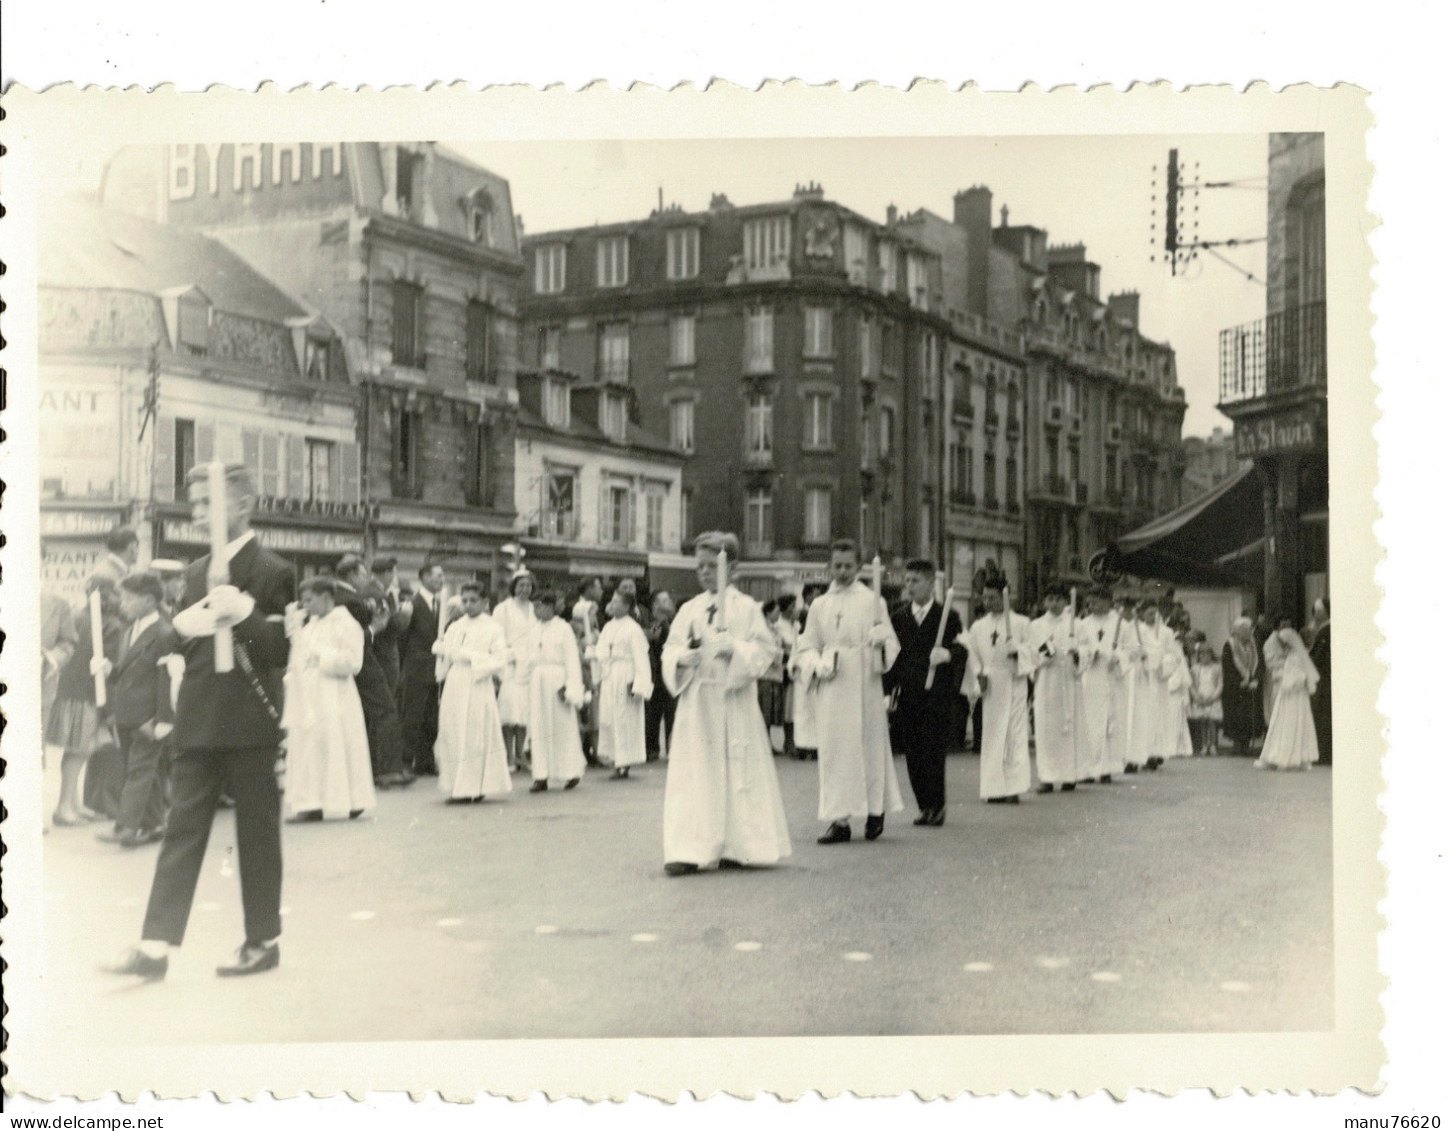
{"left": 1152, "top": 148, "right": 1266, "bottom": 281}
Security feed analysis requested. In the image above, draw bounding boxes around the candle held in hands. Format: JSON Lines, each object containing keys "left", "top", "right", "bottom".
{"left": 206, "top": 461, "right": 235, "bottom": 673}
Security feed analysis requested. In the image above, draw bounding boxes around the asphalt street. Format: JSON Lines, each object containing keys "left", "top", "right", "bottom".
{"left": 40, "top": 751, "right": 1333, "bottom": 1042}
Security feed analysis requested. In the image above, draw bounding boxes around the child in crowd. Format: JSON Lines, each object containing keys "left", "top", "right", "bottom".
{"left": 527, "top": 589, "right": 587, "bottom": 792}
{"left": 1187, "top": 641, "right": 1224, "bottom": 756}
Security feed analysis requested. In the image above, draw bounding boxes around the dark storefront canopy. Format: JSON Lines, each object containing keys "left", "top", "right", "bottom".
{"left": 1107, "top": 465, "right": 1264, "bottom": 587}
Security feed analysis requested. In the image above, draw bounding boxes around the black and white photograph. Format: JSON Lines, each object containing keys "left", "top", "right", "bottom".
{"left": 2, "top": 83, "right": 1383, "bottom": 1102}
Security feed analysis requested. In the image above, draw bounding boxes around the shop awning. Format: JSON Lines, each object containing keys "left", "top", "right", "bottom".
{"left": 1110, "top": 465, "right": 1263, "bottom": 587}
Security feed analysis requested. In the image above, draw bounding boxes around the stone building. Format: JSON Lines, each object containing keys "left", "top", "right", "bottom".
{"left": 39, "top": 198, "right": 360, "bottom": 603}
{"left": 900, "top": 187, "right": 1187, "bottom": 605}
{"left": 1181, "top": 426, "right": 1246, "bottom": 500}
{"left": 101, "top": 141, "right": 526, "bottom": 584}
{"left": 518, "top": 184, "right": 950, "bottom": 598}
{"left": 1218, "top": 133, "right": 1328, "bottom": 620}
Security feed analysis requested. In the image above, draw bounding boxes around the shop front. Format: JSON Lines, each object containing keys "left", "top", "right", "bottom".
{"left": 156, "top": 509, "right": 366, "bottom": 581}
{"left": 40, "top": 503, "right": 133, "bottom": 607}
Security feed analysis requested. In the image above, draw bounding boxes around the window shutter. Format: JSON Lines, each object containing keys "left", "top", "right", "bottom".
{"left": 598, "top": 480, "right": 610, "bottom": 544}
{"left": 338, "top": 441, "right": 360, "bottom": 503}
{"left": 628, "top": 490, "right": 637, "bottom": 548}
{"left": 196, "top": 421, "right": 216, "bottom": 464}
{"left": 285, "top": 435, "right": 306, "bottom": 499}
{"left": 241, "top": 429, "right": 261, "bottom": 492}
{"left": 261, "top": 434, "right": 281, "bottom": 498}
{"left": 154, "top": 414, "right": 176, "bottom": 501}
{"left": 415, "top": 288, "right": 428, "bottom": 370}
{"left": 464, "top": 427, "right": 482, "bottom": 507}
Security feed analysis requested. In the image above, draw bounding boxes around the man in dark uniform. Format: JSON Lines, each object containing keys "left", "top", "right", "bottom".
{"left": 336, "top": 555, "right": 414, "bottom": 788}
{"left": 397, "top": 562, "right": 447, "bottom": 776}
{"left": 884, "top": 559, "right": 966, "bottom": 827}
{"left": 369, "top": 556, "right": 407, "bottom": 694}
{"left": 103, "top": 463, "right": 292, "bottom": 980}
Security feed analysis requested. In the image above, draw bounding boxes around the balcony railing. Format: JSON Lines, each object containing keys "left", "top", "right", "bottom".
{"left": 1219, "top": 300, "right": 1327, "bottom": 406}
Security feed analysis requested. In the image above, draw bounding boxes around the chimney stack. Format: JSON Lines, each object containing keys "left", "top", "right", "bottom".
{"left": 952, "top": 186, "right": 993, "bottom": 318}
{"left": 1108, "top": 290, "right": 1140, "bottom": 330}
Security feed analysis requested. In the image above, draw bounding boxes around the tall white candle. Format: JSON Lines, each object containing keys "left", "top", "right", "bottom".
{"left": 89, "top": 588, "right": 108, "bottom": 707}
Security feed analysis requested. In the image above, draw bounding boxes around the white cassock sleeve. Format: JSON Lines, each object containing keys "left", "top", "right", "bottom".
{"left": 720, "top": 596, "right": 778, "bottom": 693}
{"left": 318, "top": 615, "right": 364, "bottom": 678}
{"left": 627, "top": 619, "right": 654, "bottom": 699}
{"left": 467, "top": 623, "right": 508, "bottom": 682}
{"left": 662, "top": 602, "right": 703, "bottom": 698}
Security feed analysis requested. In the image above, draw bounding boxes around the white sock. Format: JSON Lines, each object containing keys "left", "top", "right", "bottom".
{"left": 259, "top": 937, "right": 280, "bottom": 949}
{"left": 138, "top": 940, "right": 169, "bottom": 959}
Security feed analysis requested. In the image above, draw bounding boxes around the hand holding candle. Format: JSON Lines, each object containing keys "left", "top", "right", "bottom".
{"left": 924, "top": 586, "right": 955, "bottom": 690}
{"left": 206, "top": 461, "right": 235, "bottom": 673}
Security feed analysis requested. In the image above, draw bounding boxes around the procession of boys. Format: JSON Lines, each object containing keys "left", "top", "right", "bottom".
{"left": 42, "top": 462, "right": 1328, "bottom": 984}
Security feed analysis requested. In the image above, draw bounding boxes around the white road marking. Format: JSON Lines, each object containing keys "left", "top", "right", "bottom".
{"left": 734, "top": 941, "right": 763, "bottom": 952}
{"left": 631, "top": 933, "right": 659, "bottom": 943}
{"left": 1090, "top": 971, "right": 1123, "bottom": 983}
{"left": 198, "top": 901, "right": 221, "bottom": 912}
{"left": 350, "top": 910, "right": 376, "bottom": 921}
{"left": 1220, "top": 980, "right": 1252, "bottom": 993}
{"left": 437, "top": 918, "right": 463, "bottom": 928}
{"left": 534, "top": 925, "right": 559, "bottom": 935}
{"left": 843, "top": 951, "right": 873, "bottom": 962}
{"left": 1037, "top": 957, "right": 1070, "bottom": 970}
{"left": 963, "top": 962, "right": 993, "bottom": 973}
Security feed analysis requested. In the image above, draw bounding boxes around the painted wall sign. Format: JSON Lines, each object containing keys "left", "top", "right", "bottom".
{"left": 1232, "top": 406, "right": 1323, "bottom": 458}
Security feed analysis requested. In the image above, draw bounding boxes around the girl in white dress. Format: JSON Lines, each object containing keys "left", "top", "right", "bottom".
{"left": 283, "top": 577, "right": 377, "bottom": 821}
{"left": 1187, "top": 641, "right": 1224, "bottom": 755}
{"left": 593, "top": 585, "right": 653, "bottom": 779}
{"left": 492, "top": 570, "right": 540, "bottom": 772}
{"left": 1255, "top": 627, "right": 1320, "bottom": 771}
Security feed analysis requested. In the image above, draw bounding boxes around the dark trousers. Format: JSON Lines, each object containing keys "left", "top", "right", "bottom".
{"left": 645, "top": 690, "right": 676, "bottom": 758}
{"left": 398, "top": 668, "right": 439, "bottom": 773}
{"left": 893, "top": 699, "right": 950, "bottom": 812}
{"left": 84, "top": 736, "right": 125, "bottom": 818}
{"left": 116, "top": 725, "right": 167, "bottom": 832}
{"left": 142, "top": 745, "right": 282, "bottom": 947}
{"left": 357, "top": 653, "right": 407, "bottom": 778}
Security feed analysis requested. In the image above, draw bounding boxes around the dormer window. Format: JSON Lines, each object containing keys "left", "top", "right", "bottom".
{"left": 601, "top": 392, "right": 629, "bottom": 442}
{"left": 545, "top": 377, "right": 571, "bottom": 429}
{"left": 177, "top": 293, "right": 210, "bottom": 356}
{"left": 597, "top": 235, "right": 630, "bottom": 288}
{"left": 395, "top": 148, "right": 419, "bottom": 220}
{"left": 466, "top": 189, "right": 496, "bottom": 247}
{"left": 303, "top": 335, "right": 333, "bottom": 382}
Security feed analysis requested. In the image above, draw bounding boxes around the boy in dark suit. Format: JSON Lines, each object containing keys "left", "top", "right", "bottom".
{"left": 884, "top": 559, "right": 966, "bottom": 827}
{"left": 104, "top": 463, "right": 294, "bottom": 980}
{"left": 96, "top": 573, "right": 177, "bottom": 847}
{"left": 397, "top": 562, "right": 447, "bottom": 776}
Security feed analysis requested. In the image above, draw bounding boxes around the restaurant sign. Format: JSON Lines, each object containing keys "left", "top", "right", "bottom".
{"left": 163, "top": 521, "right": 362, "bottom": 557}
{"left": 1232, "top": 405, "right": 1323, "bottom": 458}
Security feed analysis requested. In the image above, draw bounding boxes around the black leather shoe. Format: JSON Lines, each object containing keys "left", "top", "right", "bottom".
{"left": 529, "top": 781, "right": 548, "bottom": 793}
{"left": 101, "top": 947, "right": 168, "bottom": 980}
{"left": 717, "top": 858, "right": 745, "bottom": 870}
{"left": 864, "top": 814, "right": 884, "bottom": 841}
{"left": 1036, "top": 784, "right": 1055, "bottom": 794}
{"left": 216, "top": 942, "right": 280, "bottom": 977}
{"left": 925, "top": 808, "right": 946, "bottom": 827}
{"left": 1124, "top": 763, "right": 1140, "bottom": 774}
{"left": 563, "top": 777, "right": 581, "bottom": 790}
{"left": 912, "top": 812, "right": 932, "bottom": 827}
{"left": 664, "top": 861, "right": 699, "bottom": 876}
{"left": 1061, "top": 783, "right": 1076, "bottom": 792}
{"left": 1005, "top": 795, "right": 1021, "bottom": 804}
{"left": 817, "top": 821, "right": 851, "bottom": 845}
{"left": 1098, "top": 774, "right": 1113, "bottom": 784}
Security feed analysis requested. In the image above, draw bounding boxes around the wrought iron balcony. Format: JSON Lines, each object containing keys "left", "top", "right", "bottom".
{"left": 1219, "top": 300, "right": 1326, "bottom": 406}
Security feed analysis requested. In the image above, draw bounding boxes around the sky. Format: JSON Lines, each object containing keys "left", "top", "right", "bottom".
{"left": 457, "top": 134, "right": 1270, "bottom": 437}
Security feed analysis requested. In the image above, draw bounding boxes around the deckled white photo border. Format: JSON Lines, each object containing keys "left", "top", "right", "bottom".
{"left": 0, "top": 81, "right": 1381, "bottom": 1102}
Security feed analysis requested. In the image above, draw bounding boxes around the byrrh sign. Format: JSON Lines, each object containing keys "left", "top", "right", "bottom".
{"left": 168, "top": 143, "right": 345, "bottom": 201}
{"left": 1232, "top": 406, "right": 1323, "bottom": 458}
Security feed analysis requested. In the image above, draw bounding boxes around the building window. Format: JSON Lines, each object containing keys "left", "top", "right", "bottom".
{"left": 669, "top": 315, "right": 696, "bottom": 367}
{"left": 467, "top": 424, "right": 490, "bottom": 507}
{"left": 645, "top": 489, "right": 666, "bottom": 551}
{"left": 667, "top": 227, "right": 700, "bottom": 281}
{"left": 466, "top": 300, "right": 494, "bottom": 383}
{"left": 596, "top": 235, "right": 630, "bottom": 288}
{"left": 1006, "top": 453, "right": 1018, "bottom": 509}
{"left": 535, "top": 244, "right": 567, "bottom": 294}
{"left": 304, "top": 439, "right": 333, "bottom": 502}
{"left": 681, "top": 489, "right": 694, "bottom": 545}
{"left": 743, "top": 215, "right": 791, "bottom": 275}
{"left": 881, "top": 322, "right": 900, "bottom": 375}
{"left": 920, "top": 502, "right": 933, "bottom": 558}
{"left": 601, "top": 393, "right": 628, "bottom": 442}
{"left": 804, "top": 486, "right": 832, "bottom": 545}
{"left": 545, "top": 378, "right": 571, "bottom": 428}
{"left": 1105, "top": 450, "right": 1118, "bottom": 496}
{"left": 391, "top": 280, "right": 425, "bottom": 368}
{"left": 468, "top": 190, "right": 496, "bottom": 246}
{"left": 803, "top": 393, "right": 833, "bottom": 450}
{"left": 745, "top": 306, "right": 774, "bottom": 373}
{"left": 983, "top": 450, "right": 997, "bottom": 507}
{"left": 669, "top": 399, "right": 695, "bottom": 453}
{"left": 745, "top": 487, "right": 773, "bottom": 551}
{"left": 393, "top": 410, "right": 423, "bottom": 498}
{"left": 907, "top": 254, "right": 930, "bottom": 309}
{"left": 858, "top": 317, "right": 873, "bottom": 379}
{"left": 604, "top": 483, "right": 633, "bottom": 545}
{"left": 804, "top": 306, "right": 833, "bottom": 357}
{"left": 544, "top": 471, "right": 577, "bottom": 538}
{"left": 538, "top": 325, "right": 562, "bottom": 371}
{"left": 746, "top": 393, "right": 773, "bottom": 459}
{"left": 860, "top": 408, "right": 875, "bottom": 465}
{"left": 394, "top": 148, "right": 417, "bottom": 218}
{"left": 879, "top": 404, "right": 895, "bottom": 460}
{"left": 598, "top": 322, "right": 630, "bottom": 384}
{"left": 1069, "top": 444, "right": 1081, "bottom": 487}
{"left": 877, "top": 241, "right": 898, "bottom": 294}
{"left": 844, "top": 224, "right": 870, "bottom": 285}
{"left": 174, "top": 418, "right": 196, "bottom": 498}
{"left": 303, "top": 337, "right": 333, "bottom": 382}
